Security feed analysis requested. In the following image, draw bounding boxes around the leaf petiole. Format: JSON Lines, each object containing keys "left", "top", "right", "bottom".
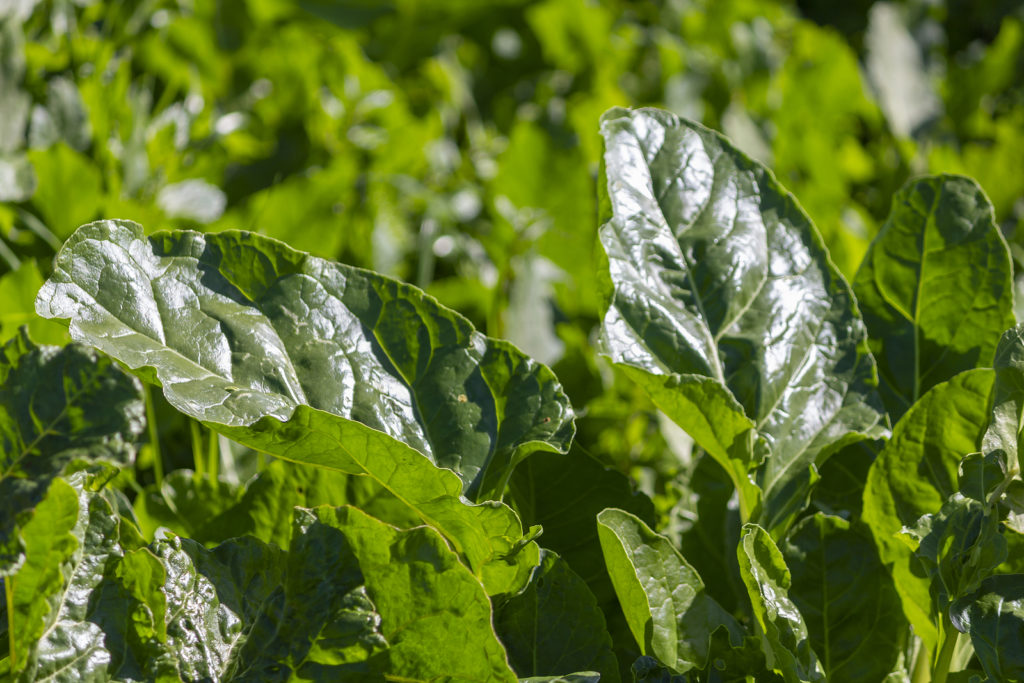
{"left": 5, "top": 576, "right": 14, "bottom": 670}
{"left": 931, "top": 617, "right": 959, "bottom": 683}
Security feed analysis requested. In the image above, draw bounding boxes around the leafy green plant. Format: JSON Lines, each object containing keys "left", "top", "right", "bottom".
{"left": 3, "top": 106, "right": 1024, "bottom": 682}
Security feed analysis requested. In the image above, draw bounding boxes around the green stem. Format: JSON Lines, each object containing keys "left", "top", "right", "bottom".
{"left": 932, "top": 619, "right": 960, "bottom": 683}
{"left": 206, "top": 427, "right": 219, "bottom": 481}
{"left": 190, "top": 420, "right": 205, "bottom": 477}
{"left": 910, "top": 638, "right": 932, "bottom": 683}
{"left": 5, "top": 576, "right": 15, "bottom": 669}
{"left": 144, "top": 385, "right": 163, "bottom": 486}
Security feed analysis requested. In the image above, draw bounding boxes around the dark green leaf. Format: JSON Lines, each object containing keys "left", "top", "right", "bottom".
{"left": 737, "top": 524, "right": 824, "bottom": 682}
{"left": 598, "top": 107, "right": 885, "bottom": 530}
{"left": 951, "top": 574, "right": 1024, "bottom": 681}
{"left": 509, "top": 446, "right": 655, "bottom": 607}
{"left": 853, "top": 175, "right": 1013, "bottom": 421}
{"left": 37, "top": 220, "right": 573, "bottom": 594}
{"left": 0, "top": 330, "right": 144, "bottom": 574}
{"left": 597, "top": 508, "right": 743, "bottom": 673}
{"left": 781, "top": 514, "right": 906, "bottom": 682}
{"left": 495, "top": 549, "right": 619, "bottom": 681}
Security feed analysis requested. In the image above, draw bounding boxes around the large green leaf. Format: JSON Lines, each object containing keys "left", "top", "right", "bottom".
{"left": 737, "top": 524, "right": 824, "bottom": 682}
{"left": 0, "top": 330, "right": 144, "bottom": 574}
{"left": 781, "top": 513, "right": 906, "bottom": 682}
{"left": 36, "top": 219, "right": 574, "bottom": 594}
{"left": 495, "top": 549, "right": 619, "bottom": 681}
{"left": 951, "top": 574, "right": 1024, "bottom": 681}
{"left": 596, "top": 508, "right": 744, "bottom": 674}
{"left": 853, "top": 175, "right": 1013, "bottom": 421}
{"left": 862, "top": 369, "right": 994, "bottom": 649}
{"left": 597, "top": 107, "right": 885, "bottom": 528}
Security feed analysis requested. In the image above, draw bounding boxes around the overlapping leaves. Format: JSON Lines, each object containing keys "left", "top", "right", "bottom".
{"left": 0, "top": 330, "right": 143, "bottom": 574}
{"left": 35, "top": 220, "right": 575, "bottom": 594}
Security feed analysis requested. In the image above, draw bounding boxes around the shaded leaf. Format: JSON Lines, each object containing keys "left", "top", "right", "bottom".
{"left": 509, "top": 446, "right": 655, "bottom": 607}
{"left": 495, "top": 549, "right": 619, "bottom": 681}
{"left": 854, "top": 175, "right": 1013, "bottom": 421}
{"left": 781, "top": 514, "right": 906, "bottom": 682}
{"left": 982, "top": 323, "right": 1024, "bottom": 478}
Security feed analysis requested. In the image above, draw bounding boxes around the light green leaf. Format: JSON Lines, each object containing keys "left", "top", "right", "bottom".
{"left": 183, "top": 459, "right": 421, "bottom": 549}
{"left": 598, "top": 107, "right": 885, "bottom": 530}
{"left": 27, "top": 144, "right": 102, "bottom": 239}
{"left": 781, "top": 513, "right": 906, "bottom": 682}
{"left": 495, "top": 549, "right": 619, "bottom": 681}
{"left": 238, "top": 505, "right": 517, "bottom": 681}
{"left": 597, "top": 508, "right": 743, "bottom": 673}
{"left": 950, "top": 574, "right": 1024, "bottom": 681}
{"left": 1, "top": 478, "right": 79, "bottom": 677}
{"left": 0, "top": 261, "right": 69, "bottom": 346}
{"left": 738, "top": 524, "right": 824, "bottom": 682}
{"left": 853, "top": 175, "right": 1013, "bottom": 421}
{"left": 0, "top": 330, "right": 144, "bottom": 574}
{"left": 862, "top": 368, "right": 994, "bottom": 649}
{"left": 37, "top": 219, "right": 574, "bottom": 594}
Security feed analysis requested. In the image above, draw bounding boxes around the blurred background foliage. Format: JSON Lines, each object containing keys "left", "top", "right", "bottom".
{"left": 2, "top": 0, "right": 1023, "bottom": 530}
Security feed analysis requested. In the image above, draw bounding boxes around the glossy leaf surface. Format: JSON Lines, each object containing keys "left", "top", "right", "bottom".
{"left": 781, "top": 513, "right": 906, "bottom": 682}
{"left": 738, "top": 524, "right": 824, "bottom": 682}
{"left": 35, "top": 219, "right": 567, "bottom": 594}
{"left": 598, "top": 107, "right": 885, "bottom": 526}
{"left": 0, "top": 330, "right": 144, "bottom": 574}
{"left": 36, "top": 219, "right": 573, "bottom": 501}
{"left": 597, "top": 508, "right": 743, "bottom": 673}
{"left": 495, "top": 549, "right": 619, "bottom": 681}
{"left": 854, "top": 175, "right": 1013, "bottom": 421}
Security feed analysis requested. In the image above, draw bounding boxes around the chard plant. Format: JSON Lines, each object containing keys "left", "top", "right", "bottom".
{"left": 2, "top": 107, "right": 1023, "bottom": 682}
